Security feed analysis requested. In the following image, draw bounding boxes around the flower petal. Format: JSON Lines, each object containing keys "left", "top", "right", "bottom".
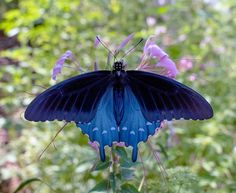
{"left": 139, "top": 35, "right": 178, "bottom": 79}
{"left": 115, "top": 33, "right": 134, "bottom": 52}
{"left": 143, "top": 35, "right": 157, "bottom": 54}
{"left": 88, "top": 141, "right": 99, "bottom": 151}
{"left": 178, "top": 57, "right": 193, "bottom": 72}
{"left": 94, "top": 35, "right": 100, "bottom": 48}
{"left": 155, "top": 56, "right": 178, "bottom": 78}
{"left": 147, "top": 44, "right": 167, "bottom": 60}
{"left": 52, "top": 50, "right": 72, "bottom": 80}
{"left": 114, "top": 142, "right": 125, "bottom": 147}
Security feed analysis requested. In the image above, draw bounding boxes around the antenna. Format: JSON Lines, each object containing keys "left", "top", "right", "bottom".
{"left": 120, "top": 38, "right": 143, "bottom": 59}
{"left": 96, "top": 36, "right": 117, "bottom": 60}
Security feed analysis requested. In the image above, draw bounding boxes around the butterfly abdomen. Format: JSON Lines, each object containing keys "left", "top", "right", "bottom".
{"left": 112, "top": 70, "right": 128, "bottom": 125}
{"left": 113, "top": 87, "right": 124, "bottom": 125}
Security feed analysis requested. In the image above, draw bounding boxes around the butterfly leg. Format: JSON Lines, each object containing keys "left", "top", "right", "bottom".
{"left": 99, "top": 145, "right": 106, "bottom": 161}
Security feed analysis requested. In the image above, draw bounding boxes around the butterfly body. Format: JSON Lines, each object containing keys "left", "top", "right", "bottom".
{"left": 25, "top": 60, "right": 213, "bottom": 162}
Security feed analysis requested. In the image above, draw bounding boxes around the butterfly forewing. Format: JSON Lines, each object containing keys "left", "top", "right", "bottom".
{"left": 127, "top": 70, "right": 213, "bottom": 122}
{"left": 24, "top": 71, "right": 112, "bottom": 123}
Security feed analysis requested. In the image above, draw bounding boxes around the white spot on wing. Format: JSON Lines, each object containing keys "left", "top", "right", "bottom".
{"left": 138, "top": 128, "right": 145, "bottom": 132}
{"left": 110, "top": 127, "right": 116, "bottom": 131}
{"left": 102, "top": 130, "right": 107, "bottom": 134}
{"left": 93, "top": 127, "right": 98, "bottom": 131}
{"left": 146, "top": 122, "right": 152, "bottom": 125}
{"left": 122, "top": 127, "right": 127, "bottom": 131}
{"left": 130, "top": 131, "right": 135, "bottom": 135}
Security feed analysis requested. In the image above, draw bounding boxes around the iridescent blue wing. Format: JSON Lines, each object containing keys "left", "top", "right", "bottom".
{"left": 77, "top": 84, "right": 161, "bottom": 162}
{"left": 24, "top": 71, "right": 112, "bottom": 123}
{"left": 77, "top": 85, "right": 118, "bottom": 161}
{"left": 119, "top": 86, "right": 161, "bottom": 161}
{"left": 127, "top": 70, "right": 213, "bottom": 122}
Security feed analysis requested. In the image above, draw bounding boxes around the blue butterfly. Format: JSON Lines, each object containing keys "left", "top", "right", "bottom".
{"left": 24, "top": 60, "right": 213, "bottom": 162}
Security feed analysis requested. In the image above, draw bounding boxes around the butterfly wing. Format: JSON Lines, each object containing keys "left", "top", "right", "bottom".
{"left": 24, "top": 71, "right": 112, "bottom": 123}
{"left": 77, "top": 81, "right": 161, "bottom": 162}
{"left": 77, "top": 85, "right": 118, "bottom": 161}
{"left": 119, "top": 86, "right": 161, "bottom": 161}
{"left": 127, "top": 70, "right": 213, "bottom": 122}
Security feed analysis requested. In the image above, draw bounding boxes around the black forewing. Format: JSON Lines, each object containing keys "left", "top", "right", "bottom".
{"left": 25, "top": 71, "right": 112, "bottom": 122}
{"left": 127, "top": 70, "right": 213, "bottom": 121}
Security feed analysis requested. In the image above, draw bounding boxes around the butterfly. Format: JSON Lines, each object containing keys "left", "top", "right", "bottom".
{"left": 24, "top": 59, "right": 213, "bottom": 162}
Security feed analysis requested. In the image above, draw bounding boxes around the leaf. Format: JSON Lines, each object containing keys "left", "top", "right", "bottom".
{"left": 121, "top": 168, "right": 134, "bottom": 180}
{"left": 167, "top": 167, "right": 198, "bottom": 187}
{"left": 156, "top": 142, "right": 168, "bottom": 158}
{"left": 13, "top": 178, "right": 42, "bottom": 193}
{"left": 156, "top": 6, "right": 169, "bottom": 14}
{"left": 114, "top": 146, "right": 128, "bottom": 159}
{"left": 110, "top": 172, "right": 116, "bottom": 192}
{"left": 93, "top": 161, "right": 111, "bottom": 171}
{"left": 120, "top": 183, "right": 139, "bottom": 193}
{"left": 120, "top": 159, "right": 139, "bottom": 168}
{"left": 89, "top": 180, "right": 108, "bottom": 192}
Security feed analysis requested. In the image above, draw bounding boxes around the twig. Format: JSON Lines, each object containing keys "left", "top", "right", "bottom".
{"left": 138, "top": 150, "right": 148, "bottom": 193}
{"left": 147, "top": 141, "right": 168, "bottom": 187}
{"left": 38, "top": 122, "right": 68, "bottom": 160}
{"left": 167, "top": 121, "right": 175, "bottom": 148}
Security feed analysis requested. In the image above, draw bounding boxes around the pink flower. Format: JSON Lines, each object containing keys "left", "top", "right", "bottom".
{"left": 143, "top": 35, "right": 157, "bottom": 54}
{"left": 88, "top": 141, "right": 99, "bottom": 151}
{"left": 188, "top": 73, "right": 197, "bottom": 82}
{"left": 146, "top": 16, "right": 156, "bottom": 27}
{"left": 138, "top": 35, "right": 178, "bottom": 79}
{"left": 52, "top": 50, "right": 73, "bottom": 80}
{"left": 146, "top": 44, "right": 167, "bottom": 59}
{"left": 113, "top": 142, "right": 125, "bottom": 147}
{"left": 155, "top": 56, "right": 178, "bottom": 78}
{"left": 178, "top": 57, "right": 193, "bottom": 72}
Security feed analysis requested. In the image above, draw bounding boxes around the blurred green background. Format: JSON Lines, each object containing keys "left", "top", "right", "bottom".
{"left": 0, "top": 0, "right": 236, "bottom": 192}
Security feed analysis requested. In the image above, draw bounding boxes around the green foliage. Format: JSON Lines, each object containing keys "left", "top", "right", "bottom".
{"left": 12, "top": 178, "right": 52, "bottom": 193}
{"left": 120, "top": 183, "right": 139, "bottom": 193}
{"left": 1, "top": 0, "right": 236, "bottom": 192}
{"left": 89, "top": 180, "right": 108, "bottom": 192}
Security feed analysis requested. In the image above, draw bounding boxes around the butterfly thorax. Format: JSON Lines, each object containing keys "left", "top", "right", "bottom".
{"left": 113, "top": 60, "right": 125, "bottom": 71}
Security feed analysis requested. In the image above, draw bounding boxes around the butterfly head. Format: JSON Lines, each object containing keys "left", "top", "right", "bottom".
{"left": 113, "top": 60, "right": 126, "bottom": 71}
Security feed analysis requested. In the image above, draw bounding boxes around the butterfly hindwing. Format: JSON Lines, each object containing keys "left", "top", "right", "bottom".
{"left": 77, "top": 85, "right": 161, "bottom": 162}
{"left": 127, "top": 70, "right": 213, "bottom": 122}
{"left": 119, "top": 86, "right": 161, "bottom": 161}
{"left": 24, "top": 71, "right": 112, "bottom": 123}
{"left": 77, "top": 86, "right": 118, "bottom": 161}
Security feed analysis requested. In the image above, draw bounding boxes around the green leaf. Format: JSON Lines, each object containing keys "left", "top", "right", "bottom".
{"left": 110, "top": 172, "right": 116, "bottom": 192}
{"left": 13, "top": 178, "right": 42, "bottom": 193}
{"left": 156, "top": 6, "right": 169, "bottom": 14}
{"left": 120, "top": 159, "right": 139, "bottom": 168}
{"left": 120, "top": 183, "right": 139, "bottom": 193}
{"left": 121, "top": 168, "right": 134, "bottom": 180}
{"left": 93, "top": 161, "right": 111, "bottom": 171}
{"left": 89, "top": 180, "right": 108, "bottom": 192}
{"left": 156, "top": 142, "right": 168, "bottom": 158}
{"left": 114, "top": 146, "right": 128, "bottom": 159}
